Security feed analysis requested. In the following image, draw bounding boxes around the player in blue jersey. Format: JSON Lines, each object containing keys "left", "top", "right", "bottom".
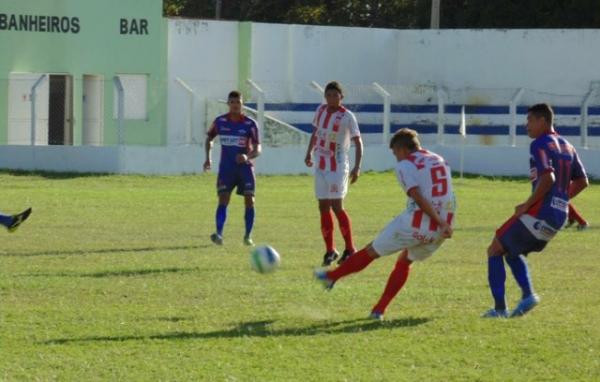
{"left": 483, "top": 103, "right": 588, "bottom": 318}
{"left": 203, "top": 91, "right": 261, "bottom": 246}
{"left": 1, "top": 207, "right": 32, "bottom": 232}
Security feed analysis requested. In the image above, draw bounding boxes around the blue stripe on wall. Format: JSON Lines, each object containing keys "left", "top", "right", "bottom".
{"left": 246, "top": 102, "right": 600, "bottom": 116}
{"left": 291, "top": 123, "right": 600, "bottom": 136}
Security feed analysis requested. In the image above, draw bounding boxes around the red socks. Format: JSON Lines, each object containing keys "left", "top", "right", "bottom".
{"left": 335, "top": 209, "right": 355, "bottom": 252}
{"left": 327, "top": 248, "right": 375, "bottom": 281}
{"left": 320, "top": 210, "right": 335, "bottom": 252}
{"left": 371, "top": 255, "right": 411, "bottom": 314}
{"left": 568, "top": 203, "right": 587, "bottom": 225}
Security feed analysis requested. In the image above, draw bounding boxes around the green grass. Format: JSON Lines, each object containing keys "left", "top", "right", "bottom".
{"left": 1, "top": 172, "right": 599, "bottom": 381}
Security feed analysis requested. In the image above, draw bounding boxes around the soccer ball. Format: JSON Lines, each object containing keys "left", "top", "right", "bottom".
{"left": 250, "top": 245, "right": 281, "bottom": 274}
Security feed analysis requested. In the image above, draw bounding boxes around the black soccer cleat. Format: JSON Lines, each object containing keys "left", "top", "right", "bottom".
{"left": 322, "top": 250, "right": 339, "bottom": 267}
{"left": 337, "top": 249, "right": 355, "bottom": 265}
{"left": 7, "top": 207, "right": 32, "bottom": 233}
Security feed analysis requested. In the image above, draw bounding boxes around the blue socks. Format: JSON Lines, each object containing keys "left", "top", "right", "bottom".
{"left": 505, "top": 255, "right": 534, "bottom": 299}
{"left": 215, "top": 205, "right": 254, "bottom": 238}
{"left": 0, "top": 213, "right": 13, "bottom": 228}
{"left": 216, "top": 204, "right": 227, "bottom": 236}
{"left": 488, "top": 256, "right": 507, "bottom": 311}
{"left": 244, "top": 207, "right": 255, "bottom": 237}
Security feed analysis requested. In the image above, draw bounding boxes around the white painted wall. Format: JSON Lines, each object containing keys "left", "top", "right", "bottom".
{"left": 1, "top": 145, "right": 600, "bottom": 179}
{"left": 167, "top": 19, "right": 240, "bottom": 145}
{"left": 168, "top": 21, "right": 600, "bottom": 151}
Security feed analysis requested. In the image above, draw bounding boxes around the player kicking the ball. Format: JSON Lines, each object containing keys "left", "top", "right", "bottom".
{"left": 304, "top": 81, "right": 363, "bottom": 266}
{"left": 204, "top": 91, "right": 261, "bottom": 246}
{"left": 315, "top": 128, "right": 455, "bottom": 320}
{"left": 483, "top": 103, "right": 588, "bottom": 318}
{"left": 0, "top": 207, "right": 32, "bottom": 232}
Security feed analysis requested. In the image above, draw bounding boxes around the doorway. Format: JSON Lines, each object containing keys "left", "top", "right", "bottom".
{"left": 48, "top": 75, "right": 73, "bottom": 145}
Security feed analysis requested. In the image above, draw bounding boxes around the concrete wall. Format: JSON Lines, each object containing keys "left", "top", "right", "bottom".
{"left": 167, "top": 21, "right": 600, "bottom": 151}
{"left": 2, "top": 144, "right": 599, "bottom": 179}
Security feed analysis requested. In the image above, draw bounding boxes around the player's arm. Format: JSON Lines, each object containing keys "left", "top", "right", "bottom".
{"left": 515, "top": 172, "right": 555, "bottom": 216}
{"left": 350, "top": 136, "right": 363, "bottom": 184}
{"left": 204, "top": 122, "right": 217, "bottom": 171}
{"left": 569, "top": 176, "right": 588, "bottom": 199}
{"left": 304, "top": 129, "right": 317, "bottom": 167}
{"left": 237, "top": 143, "right": 262, "bottom": 164}
{"left": 408, "top": 186, "right": 452, "bottom": 238}
{"left": 569, "top": 151, "right": 589, "bottom": 199}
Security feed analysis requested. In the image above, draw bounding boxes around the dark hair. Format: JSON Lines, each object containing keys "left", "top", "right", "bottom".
{"left": 389, "top": 128, "right": 421, "bottom": 151}
{"left": 228, "top": 90, "right": 242, "bottom": 100}
{"left": 528, "top": 103, "right": 554, "bottom": 125}
{"left": 324, "top": 81, "right": 343, "bottom": 96}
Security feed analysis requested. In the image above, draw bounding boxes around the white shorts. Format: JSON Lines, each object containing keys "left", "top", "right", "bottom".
{"left": 314, "top": 169, "right": 349, "bottom": 200}
{"left": 372, "top": 210, "right": 448, "bottom": 262}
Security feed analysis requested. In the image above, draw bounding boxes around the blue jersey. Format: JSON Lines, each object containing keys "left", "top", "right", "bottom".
{"left": 527, "top": 132, "right": 586, "bottom": 229}
{"left": 208, "top": 113, "right": 260, "bottom": 172}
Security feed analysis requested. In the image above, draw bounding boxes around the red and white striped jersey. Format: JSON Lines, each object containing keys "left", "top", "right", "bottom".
{"left": 311, "top": 104, "right": 360, "bottom": 172}
{"left": 396, "top": 149, "right": 456, "bottom": 231}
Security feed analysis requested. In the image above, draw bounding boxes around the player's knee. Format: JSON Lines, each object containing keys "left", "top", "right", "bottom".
{"left": 318, "top": 201, "right": 331, "bottom": 213}
{"left": 330, "top": 201, "right": 344, "bottom": 214}
{"left": 218, "top": 193, "right": 231, "bottom": 206}
{"left": 244, "top": 196, "right": 254, "bottom": 208}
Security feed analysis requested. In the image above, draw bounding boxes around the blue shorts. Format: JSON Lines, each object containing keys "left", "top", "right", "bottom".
{"left": 217, "top": 165, "right": 255, "bottom": 196}
{"left": 495, "top": 215, "right": 548, "bottom": 258}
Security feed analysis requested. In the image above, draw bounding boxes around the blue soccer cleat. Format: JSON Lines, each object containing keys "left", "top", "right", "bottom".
{"left": 510, "top": 294, "right": 540, "bottom": 317}
{"left": 369, "top": 311, "right": 384, "bottom": 321}
{"left": 482, "top": 308, "right": 509, "bottom": 318}
{"left": 314, "top": 269, "right": 335, "bottom": 291}
{"left": 7, "top": 208, "right": 32, "bottom": 233}
{"left": 210, "top": 233, "right": 223, "bottom": 245}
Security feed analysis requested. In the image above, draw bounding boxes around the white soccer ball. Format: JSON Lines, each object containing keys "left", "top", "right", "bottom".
{"left": 250, "top": 245, "right": 281, "bottom": 274}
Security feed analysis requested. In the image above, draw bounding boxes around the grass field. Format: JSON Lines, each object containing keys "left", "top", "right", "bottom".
{"left": 1, "top": 171, "right": 599, "bottom": 381}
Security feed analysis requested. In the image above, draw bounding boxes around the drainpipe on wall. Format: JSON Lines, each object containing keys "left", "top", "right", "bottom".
{"left": 30, "top": 74, "right": 47, "bottom": 146}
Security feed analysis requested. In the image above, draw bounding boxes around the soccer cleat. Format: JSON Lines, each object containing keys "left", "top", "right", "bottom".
{"left": 210, "top": 233, "right": 223, "bottom": 245}
{"left": 481, "top": 308, "right": 509, "bottom": 318}
{"left": 314, "top": 269, "right": 335, "bottom": 290}
{"left": 337, "top": 249, "right": 355, "bottom": 265}
{"left": 576, "top": 223, "right": 589, "bottom": 231}
{"left": 7, "top": 208, "right": 32, "bottom": 233}
{"left": 322, "top": 250, "right": 339, "bottom": 267}
{"left": 369, "top": 311, "right": 384, "bottom": 321}
{"left": 243, "top": 235, "right": 255, "bottom": 246}
{"left": 510, "top": 294, "right": 540, "bottom": 318}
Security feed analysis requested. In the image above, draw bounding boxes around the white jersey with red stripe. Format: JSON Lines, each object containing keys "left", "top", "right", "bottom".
{"left": 312, "top": 104, "right": 360, "bottom": 173}
{"left": 396, "top": 149, "right": 456, "bottom": 233}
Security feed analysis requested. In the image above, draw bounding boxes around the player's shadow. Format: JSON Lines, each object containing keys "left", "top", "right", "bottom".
{"left": 43, "top": 317, "right": 431, "bottom": 345}
{"left": 0, "top": 244, "right": 211, "bottom": 258}
{"left": 21, "top": 267, "right": 201, "bottom": 278}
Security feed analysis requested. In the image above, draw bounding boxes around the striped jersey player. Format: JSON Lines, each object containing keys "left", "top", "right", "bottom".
{"left": 315, "top": 128, "right": 456, "bottom": 320}
{"left": 304, "top": 81, "right": 363, "bottom": 266}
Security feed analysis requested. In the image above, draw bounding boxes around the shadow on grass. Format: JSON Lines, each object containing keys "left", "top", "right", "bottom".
{"left": 22, "top": 267, "right": 200, "bottom": 278}
{"left": 43, "top": 317, "right": 431, "bottom": 344}
{"left": 0, "top": 244, "right": 211, "bottom": 258}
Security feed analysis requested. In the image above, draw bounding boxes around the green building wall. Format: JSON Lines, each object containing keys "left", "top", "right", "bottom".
{"left": 0, "top": 0, "right": 167, "bottom": 145}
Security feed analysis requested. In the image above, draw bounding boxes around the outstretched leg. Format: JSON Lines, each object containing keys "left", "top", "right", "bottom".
{"left": 371, "top": 250, "right": 412, "bottom": 317}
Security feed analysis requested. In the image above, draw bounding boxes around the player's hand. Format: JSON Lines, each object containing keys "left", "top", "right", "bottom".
{"left": 203, "top": 160, "right": 211, "bottom": 171}
{"left": 350, "top": 167, "right": 360, "bottom": 184}
{"left": 439, "top": 221, "right": 453, "bottom": 238}
{"left": 305, "top": 153, "right": 313, "bottom": 167}
{"left": 514, "top": 203, "right": 529, "bottom": 216}
{"left": 236, "top": 154, "right": 249, "bottom": 164}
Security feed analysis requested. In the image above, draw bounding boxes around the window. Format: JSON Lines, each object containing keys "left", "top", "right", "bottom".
{"left": 113, "top": 74, "right": 148, "bottom": 120}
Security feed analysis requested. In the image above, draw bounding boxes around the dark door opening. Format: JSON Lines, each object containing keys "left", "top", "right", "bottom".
{"left": 48, "top": 75, "right": 73, "bottom": 145}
